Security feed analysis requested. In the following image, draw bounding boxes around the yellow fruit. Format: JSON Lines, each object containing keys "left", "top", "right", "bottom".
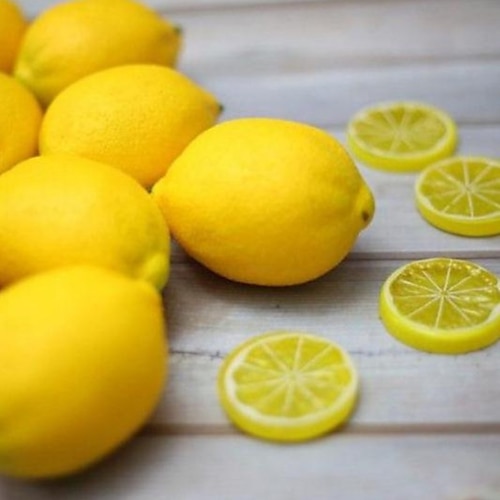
{"left": 379, "top": 258, "right": 500, "bottom": 354}
{"left": 218, "top": 330, "right": 359, "bottom": 442}
{"left": 0, "top": 72, "right": 42, "bottom": 175}
{"left": 0, "top": 0, "right": 27, "bottom": 73}
{"left": 415, "top": 156, "right": 500, "bottom": 237}
{"left": 0, "top": 265, "right": 167, "bottom": 478}
{"left": 347, "top": 101, "right": 458, "bottom": 172}
{"left": 39, "top": 64, "right": 221, "bottom": 188}
{"left": 0, "top": 154, "right": 170, "bottom": 289}
{"left": 14, "top": 0, "right": 182, "bottom": 107}
{"left": 152, "top": 118, "right": 375, "bottom": 286}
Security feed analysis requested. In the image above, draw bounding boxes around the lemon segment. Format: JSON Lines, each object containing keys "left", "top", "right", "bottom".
{"left": 218, "top": 331, "right": 359, "bottom": 442}
{"left": 347, "top": 101, "right": 458, "bottom": 172}
{"left": 379, "top": 258, "right": 500, "bottom": 354}
{"left": 415, "top": 156, "right": 500, "bottom": 237}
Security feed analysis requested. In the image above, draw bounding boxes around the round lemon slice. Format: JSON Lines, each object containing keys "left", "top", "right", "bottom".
{"left": 380, "top": 258, "right": 500, "bottom": 354}
{"left": 218, "top": 331, "right": 359, "bottom": 442}
{"left": 347, "top": 101, "right": 458, "bottom": 172}
{"left": 415, "top": 156, "right": 500, "bottom": 237}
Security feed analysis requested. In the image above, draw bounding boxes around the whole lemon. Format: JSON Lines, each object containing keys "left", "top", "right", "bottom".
{"left": 0, "top": 72, "right": 42, "bottom": 175}
{"left": 14, "top": 0, "right": 182, "bottom": 107}
{"left": 0, "top": 154, "right": 170, "bottom": 288}
{"left": 152, "top": 118, "right": 375, "bottom": 286}
{"left": 39, "top": 64, "right": 221, "bottom": 188}
{"left": 0, "top": 0, "right": 27, "bottom": 73}
{"left": 0, "top": 265, "right": 167, "bottom": 478}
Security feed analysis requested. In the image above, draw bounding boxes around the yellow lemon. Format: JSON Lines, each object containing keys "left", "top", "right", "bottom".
{"left": 39, "top": 64, "right": 221, "bottom": 188}
{"left": 0, "top": 265, "right": 167, "bottom": 478}
{"left": 0, "top": 154, "right": 170, "bottom": 289}
{"left": 14, "top": 0, "right": 182, "bottom": 107}
{"left": 153, "top": 118, "right": 375, "bottom": 286}
{"left": 0, "top": 0, "right": 27, "bottom": 73}
{"left": 0, "top": 72, "right": 42, "bottom": 175}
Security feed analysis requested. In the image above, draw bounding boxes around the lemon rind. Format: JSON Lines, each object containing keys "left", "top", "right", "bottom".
{"left": 379, "top": 259, "right": 500, "bottom": 354}
{"left": 347, "top": 101, "right": 458, "bottom": 172}
{"left": 217, "top": 331, "right": 359, "bottom": 442}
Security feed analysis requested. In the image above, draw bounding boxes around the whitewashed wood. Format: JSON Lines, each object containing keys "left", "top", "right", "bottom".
{"left": 23, "top": 0, "right": 491, "bottom": 17}
{"left": 173, "top": 0, "right": 500, "bottom": 74}
{"left": 21, "top": 0, "right": 335, "bottom": 17}
{"left": 149, "top": 259, "right": 500, "bottom": 427}
{"left": 1, "top": 435, "right": 499, "bottom": 500}
{"left": 188, "top": 61, "right": 500, "bottom": 129}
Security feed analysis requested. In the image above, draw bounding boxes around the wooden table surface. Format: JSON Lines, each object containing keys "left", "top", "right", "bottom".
{"left": 3, "top": 0, "right": 500, "bottom": 498}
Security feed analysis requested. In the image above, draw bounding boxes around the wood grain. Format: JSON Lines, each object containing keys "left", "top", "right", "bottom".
{"left": 2, "top": 435, "right": 499, "bottom": 500}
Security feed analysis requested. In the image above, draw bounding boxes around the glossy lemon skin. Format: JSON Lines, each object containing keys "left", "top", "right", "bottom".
{"left": 0, "top": 73, "right": 42, "bottom": 175}
{"left": 0, "top": 154, "right": 170, "bottom": 289}
{"left": 153, "top": 118, "right": 375, "bottom": 286}
{"left": 39, "top": 64, "right": 221, "bottom": 188}
{"left": 14, "top": 0, "right": 182, "bottom": 106}
{"left": 0, "top": 266, "right": 167, "bottom": 478}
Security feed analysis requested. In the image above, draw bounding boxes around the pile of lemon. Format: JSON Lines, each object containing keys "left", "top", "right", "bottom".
{"left": 0, "top": 0, "right": 376, "bottom": 479}
{"left": 0, "top": 0, "right": 498, "bottom": 481}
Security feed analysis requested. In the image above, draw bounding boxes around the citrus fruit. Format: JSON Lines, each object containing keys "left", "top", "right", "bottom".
{"left": 14, "top": 0, "right": 182, "bottom": 107}
{"left": 0, "top": 154, "right": 170, "bottom": 289}
{"left": 152, "top": 118, "right": 375, "bottom": 286}
{"left": 39, "top": 64, "right": 221, "bottom": 188}
{"left": 0, "top": 72, "right": 42, "bottom": 175}
{"left": 0, "top": 265, "right": 167, "bottom": 478}
{"left": 347, "top": 101, "right": 458, "bottom": 172}
{"left": 218, "top": 331, "right": 359, "bottom": 442}
{"left": 379, "top": 258, "right": 500, "bottom": 354}
{"left": 0, "top": 0, "right": 27, "bottom": 73}
{"left": 415, "top": 156, "right": 500, "bottom": 237}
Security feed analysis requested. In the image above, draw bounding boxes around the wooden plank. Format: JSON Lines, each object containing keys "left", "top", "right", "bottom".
{"left": 21, "top": 0, "right": 337, "bottom": 16}
{"left": 172, "top": 0, "right": 500, "bottom": 73}
{"left": 2, "top": 434, "right": 499, "bottom": 499}
{"left": 146, "top": 259, "right": 500, "bottom": 426}
{"left": 20, "top": 0, "right": 500, "bottom": 69}
{"left": 189, "top": 61, "right": 500, "bottom": 128}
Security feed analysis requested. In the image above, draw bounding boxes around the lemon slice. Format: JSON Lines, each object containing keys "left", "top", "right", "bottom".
{"left": 415, "top": 156, "right": 500, "bottom": 237}
{"left": 347, "top": 101, "right": 458, "bottom": 172}
{"left": 379, "top": 258, "right": 500, "bottom": 354}
{"left": 217, "top": 331, "right": 359, "bottom": 442}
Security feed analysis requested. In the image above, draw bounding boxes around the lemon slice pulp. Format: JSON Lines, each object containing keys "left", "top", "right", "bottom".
{"left": 347, "top": 101, "right": 458, "bottom": 172}
{"left": 218, "top": 331, "right": 359, "bottom": 442}
{"left": 415, "top": 156, "right": 500, "bottom": 237}
{"left": 379, "top": 258, "right": 500, "bottom": 354}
